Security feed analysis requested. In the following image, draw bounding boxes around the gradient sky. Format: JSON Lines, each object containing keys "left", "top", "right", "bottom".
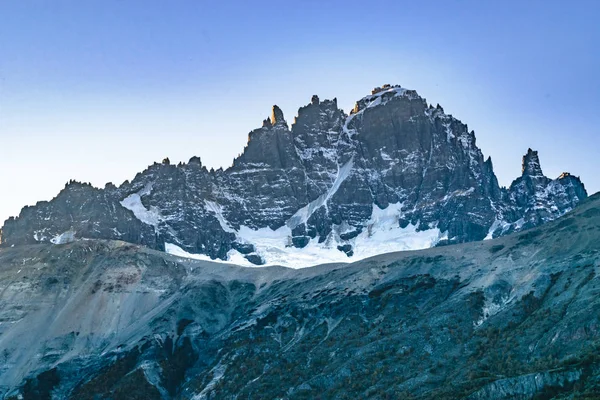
{"left": 0, "top": 0, "right": 598, "bottom": 224}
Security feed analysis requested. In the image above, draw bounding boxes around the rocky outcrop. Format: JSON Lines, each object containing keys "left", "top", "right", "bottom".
{"left": 0, "top": 85, "right": 587, "bottom": 265}
{"left": 491, "top": 149, "right": 588, "bottom": 237}
{"left": 270, "top": 104, "right": 286, "bottom": 126}
{"left": 467, "top": 370, "right": 583, "bottom": 400}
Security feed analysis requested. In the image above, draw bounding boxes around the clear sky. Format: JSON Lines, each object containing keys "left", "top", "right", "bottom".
{"left": 0, "top": 0, "right": 598, "bottom": 224}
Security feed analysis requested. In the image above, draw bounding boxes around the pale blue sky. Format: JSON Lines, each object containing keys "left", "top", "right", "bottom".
{"left": 0, "top": 0, "right": 598, "bottom": 224}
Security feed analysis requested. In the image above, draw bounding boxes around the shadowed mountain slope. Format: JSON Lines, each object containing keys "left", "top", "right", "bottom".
{"left": 0, "top": 192, "right": 598, "bottom": 399}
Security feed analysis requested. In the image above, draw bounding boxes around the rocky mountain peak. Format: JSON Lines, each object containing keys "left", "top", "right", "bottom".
{"left": 350, "top": 85, "right": 423, "bottom": 117}
{"left": 188, "top": 156, "right": 202, "bottom": 166}
{"left": 270, "top": 105, "right": 286, "bottom": 126}
{"left": 0, "top": 84, "right": 588, "bottom": 266}
{"left": 262, "top": 117, "right": 272, "bottom": 128}
{"left": 522, "top": 148, "right": 544, "bottom": 177}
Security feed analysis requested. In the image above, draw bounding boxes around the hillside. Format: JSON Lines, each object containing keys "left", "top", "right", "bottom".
{"left": 0, "top": 193, "right": 598, "bottom": 399}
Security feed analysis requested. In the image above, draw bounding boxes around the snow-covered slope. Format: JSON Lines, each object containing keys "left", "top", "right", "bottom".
{"left": 175, "top": 201, "right": 445, "bottom": 268}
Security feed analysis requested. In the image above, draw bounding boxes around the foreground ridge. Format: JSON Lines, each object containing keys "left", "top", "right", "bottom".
{"left": 0, "top": 192, "right": 599, "bottom": 398}
{"left": 0, "top": 85, "right": 587, "bottom": 266}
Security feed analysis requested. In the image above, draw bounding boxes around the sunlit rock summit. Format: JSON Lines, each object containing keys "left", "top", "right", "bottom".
{"left": 0, "top": 85, "right": 587, "bottom": 266}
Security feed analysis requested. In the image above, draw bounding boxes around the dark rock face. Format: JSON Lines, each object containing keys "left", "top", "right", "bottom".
{"left": 496, "top": 149, "right": 589, "bottom": 236}
{"left": 0, "top": 86, "right": 587, "bottom": 264}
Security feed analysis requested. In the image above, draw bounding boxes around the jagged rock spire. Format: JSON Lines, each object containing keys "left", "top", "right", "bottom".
{"left": 311, "top": 95, "right": 320, "bottom": 105}
{"left": 188, "top": 156, "right": 202, "bottom": 166}
{"left": 522, "top": 148, "right": 544, "bottom": 177}
{"left": 270, "top": 105, "right": 286, "bottom": 126}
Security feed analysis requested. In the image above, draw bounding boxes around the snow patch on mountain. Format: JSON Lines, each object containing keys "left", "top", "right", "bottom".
{"left": 204, "top": 201, "right": 236, "bottom": 233}
{"left": 120, "top": 185, "right": 163, "bottom": 229}
{"left": 168, "top": 201, "right": 446, "bottom": 269}
{"left": 50, "top": 230, "right": 76, "bottom": 245}
{"left": 121, "top": 194, "right": 162, "bottom": 227}
{"left": 362, "top": 85, "right": 410, "bottom": 107}
{"left": 287, "top": 158, "right": 354, "bottom": 228}
{"left": 33, "top": 229, "right": 50, "bottom": 242}
{"left": 351, "top": 202, "right": 446, "bottom": 259}
{"left": 164, "top": 243, "right": 249, "bottom": 266}
{"left": 239, "top": 202, "right": 445, "bottom": 268}
{"left": 484, "top": 219, "right": 511, "bottom": 240}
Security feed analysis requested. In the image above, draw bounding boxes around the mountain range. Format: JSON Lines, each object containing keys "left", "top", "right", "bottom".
{"left": 0, "top": 85, "right": 587, "bottom": 267}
